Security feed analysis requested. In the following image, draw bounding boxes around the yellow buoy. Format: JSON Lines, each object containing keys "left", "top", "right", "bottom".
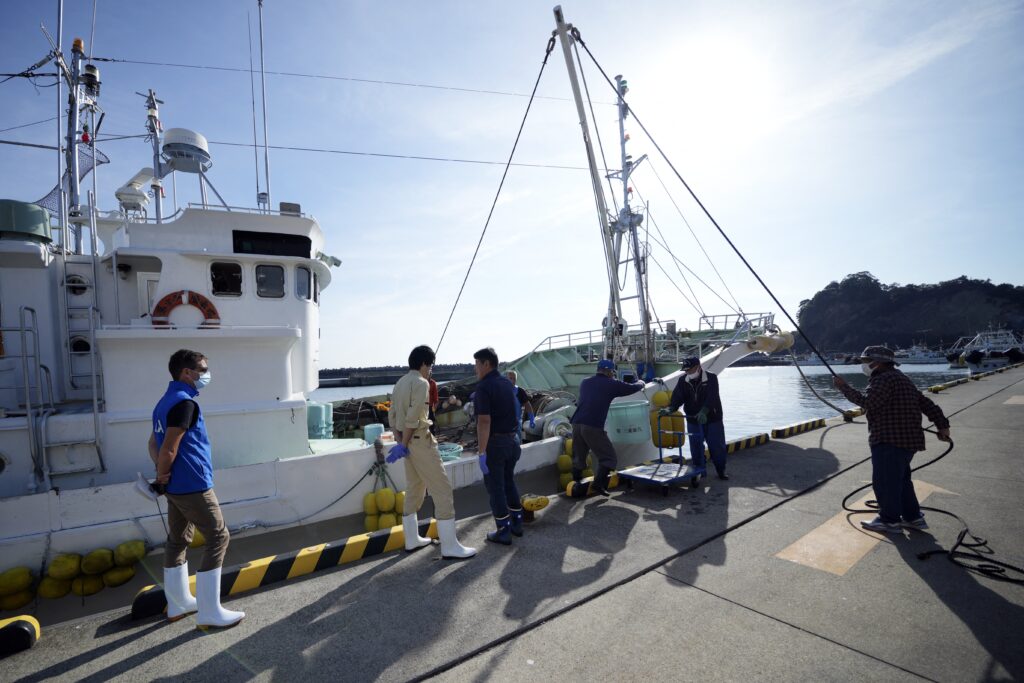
{"left": 394, "top": 491, "right": 406, "bottom": 516}
{"left": 558, "top": 472, "right": 573, "bottom": 490}
{"left": 0, "top": 567, "right": 33, "bottom": 596}
{"left": 189, "top": 529, "right": 206, "bottom": 549}
{"left": 102, "top": 565, "right": 136, "bottom": 588}
{"left": 564, "top": 438, "right": 573, "bottom": 457}
{"left": 363, "top": 491, "right": 379, "bottom": 516}
{"left": 114, "top": 540, "right": 146, "bottom": 567}
{"left": 582, "top": 468, "right": 594, "bottom": 479}
{"left": 521, "top": 494, "right": 549, "bottom": 512}
{"left": 556, "top": 453, "right": 573, "bottom": 473}
{"left": 378, "top": 512, "right": 397, "bottom": 529}
{"left": 375, "top": 488, "right": 396, "bottom": 513}
{"left": 652, "top": 390, "right": 671, "bottom": 408}
{"left": 37, "top": 577, "right": 71, "bottom": 599}
{"left": 71, "top": 575, "right": 104, "bottom": 597}
{"left": 0, "top": 589, "right": 34, "bottom": 611}
{"left": 364, "top": 515, "right": 379, "bottom": 533}
{"left": 671, "top": 414, "right": 686, "bottom": 444}
{"left": 47, "top": 555, "right": 81, "bottom": 581}
{"left": 81, "top": 549, "right": 114, "bottom": 576}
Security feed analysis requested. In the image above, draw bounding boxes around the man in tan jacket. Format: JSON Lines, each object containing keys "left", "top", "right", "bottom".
{"left": 388, "top": 345, "right": 475, "bottom": 559}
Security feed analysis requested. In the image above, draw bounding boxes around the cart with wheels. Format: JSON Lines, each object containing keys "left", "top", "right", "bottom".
{"left": 617, "top": 413, "right": 704, "bottom": 495}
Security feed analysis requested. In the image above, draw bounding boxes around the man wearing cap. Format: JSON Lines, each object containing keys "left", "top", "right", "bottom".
{"left": 833, "top": 345, "right": 951, "bottom": 534}
{"left": 662, "top": 356, "right": 729, "bottom": 480}
{"left": 570, "top": 359, "right": 646, "bottom": 494}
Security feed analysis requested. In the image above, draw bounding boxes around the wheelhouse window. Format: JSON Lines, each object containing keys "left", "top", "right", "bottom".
{"left": 256, "top": 264, "right": 285, "bottom": 298}
{"left": 296, "top": 266, "right": 311, "bottom": 301}
{"left": 211, "top": 262, "right": 242, "bottom": 297}
{"left": 313, "top": 271, "right": 320, "bottom": 305}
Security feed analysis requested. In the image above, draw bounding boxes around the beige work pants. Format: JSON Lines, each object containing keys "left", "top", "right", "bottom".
{"left": 402, "top": 431, "right": 455, "bottom": 520}
{"left": 164, "top": 488, "right": 230, "bottom": 571}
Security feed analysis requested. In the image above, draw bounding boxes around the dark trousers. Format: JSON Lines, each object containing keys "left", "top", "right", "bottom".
{"left": 483, "top": 433, "right": 521, "bottom": 519}
{"left": 686, "top": 420, "right": 727, "bottom": 475}
{"left": 870, "top": 443, "right": 921, "bottom": 524}
{"left": 571, "top": 424, "right": 618, "bottom": 472}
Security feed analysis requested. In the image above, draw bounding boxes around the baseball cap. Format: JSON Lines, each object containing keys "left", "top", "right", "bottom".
{"left": 597, "top": 359, "right": 616, "bottom": 371}
{"left": 680, "top": 357, "right": 700, "bottom": 370}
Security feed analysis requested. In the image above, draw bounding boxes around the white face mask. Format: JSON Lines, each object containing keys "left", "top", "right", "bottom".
{"left": 687, "top": 368, "right": 700, "bottom": 380}
{"left": 861, "top": 363, "right": 874, "bottom": 377}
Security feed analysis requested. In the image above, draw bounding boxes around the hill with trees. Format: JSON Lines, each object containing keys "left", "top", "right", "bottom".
{"left": 795, "top": 273, "right": 1024, "bottom": 352}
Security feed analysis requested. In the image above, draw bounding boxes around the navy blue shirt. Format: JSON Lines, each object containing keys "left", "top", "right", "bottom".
{"left": 572, "top": 373, "right": 644, "bottom": 429}
{"left": 473, "top": 369, "right": 519, "bottom": 434}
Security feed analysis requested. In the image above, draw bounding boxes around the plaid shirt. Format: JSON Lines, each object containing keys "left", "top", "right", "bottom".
{"left": 839, "top": 368, "right": 949, "bottom": 451}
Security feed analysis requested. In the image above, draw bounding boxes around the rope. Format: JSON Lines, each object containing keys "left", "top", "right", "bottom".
{"left": 435, "top": 35, "right": 556, "bottom": 353}
{"left": 787, "top": 347, "right": 849, "bottom": 416}
{"left": 838, "top": 376, "right": 1024, "bottom": 584}
{"left": 571, "top": 28, "right": 837, "bottom": 375}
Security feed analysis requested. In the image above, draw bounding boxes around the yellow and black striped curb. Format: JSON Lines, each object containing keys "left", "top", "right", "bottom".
{"left": 131, "top": 519, "right": 438, "bottom": 621}
{"left": 771, "top": 418, "right": 826, "bottom": 439}
{"left": 931, "top": 362, "right": 1024, "bottom": 392}
{"left": 725, "top": 432, "right": 770, "bottom": 453}
{"left": 0, "top": 615, "right": 40, "bottom": 659}
{"left": 930, "top": 377, "right": 971, "bottom": 393}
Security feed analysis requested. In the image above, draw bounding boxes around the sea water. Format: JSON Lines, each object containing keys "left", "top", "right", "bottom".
{"left": 310, "top": 365, "right": 968, "bottom": 440}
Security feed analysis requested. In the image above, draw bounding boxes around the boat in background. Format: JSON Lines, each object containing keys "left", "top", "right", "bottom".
{"left": 893, "top": 344, "right": 947, "bottom": 365}
{"left": 950, "top": 329, "right": 1024, "bottom": 373}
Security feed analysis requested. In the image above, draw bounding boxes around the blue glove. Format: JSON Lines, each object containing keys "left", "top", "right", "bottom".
{"left": 386, "top": 443, "right": 410, "bottom": 464}
{"left": 478, "top": 453, "right": 489, "bottom": 475}
{"left": 528, "top": 413, "right": 536, "bottom": 428}
{"left": 696, "top": 407, "right": 709, "bottom": 425}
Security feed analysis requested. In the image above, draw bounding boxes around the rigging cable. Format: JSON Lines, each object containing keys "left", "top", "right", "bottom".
{"left": 647, "top": 162, "right": 745, "bottom": 316}
{"left": 571, "top": 28, "right": 837, "bottom": 375}
{"left": 633, "top": 184, "right": 707, "bottom": 318}
{"left": 90, "top": 55, "right": 600, "bottom": 104}
{"left": 435, "top": 35, "right": 557, "bottom": 354}
{"left": 0, "top": 116, "right": 60, "bottom": 133}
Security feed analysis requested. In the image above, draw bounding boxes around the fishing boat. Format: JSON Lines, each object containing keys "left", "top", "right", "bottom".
{"left": 0, "top": 7, "right": 790, "bottom": 572}
{"left": 950, "top": 329, "right": 1024, "bottom": 372}
{"left": 892, "top": 344, "right": 947, "bottom": 365}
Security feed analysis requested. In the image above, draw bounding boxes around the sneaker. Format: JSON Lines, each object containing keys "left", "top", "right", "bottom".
{"left": 133, "top": 472, "right": 159, "bottom": 502}
{"left": 860, "top": 516, "right": 903, "bottom": 534}
{"left": 901, "top": 516, "right": 929, "bottom": 531}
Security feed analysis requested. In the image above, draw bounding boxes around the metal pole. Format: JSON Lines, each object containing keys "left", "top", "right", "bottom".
{"left": 247, "top": 12, "right": 262, "bottom": 210}
{"left": 56, "top": 0, "right": 67, "bottom": 252}
{"left": 553, "top": 6, "right": 621, "bottom": 357}
{"left": 258, "top": 0, "right": 272, "bottom": 210}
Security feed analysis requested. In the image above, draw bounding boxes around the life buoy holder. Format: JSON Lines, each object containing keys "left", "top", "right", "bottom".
{"left": 151, "top": 290, "right": 221, "bottom": 328}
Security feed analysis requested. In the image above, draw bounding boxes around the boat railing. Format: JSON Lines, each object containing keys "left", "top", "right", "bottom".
{"left": 185, "top": 202, "right": 311, "bottom": 219}
{"left": 698, "top": 312, "right": 775, "bottom": 332}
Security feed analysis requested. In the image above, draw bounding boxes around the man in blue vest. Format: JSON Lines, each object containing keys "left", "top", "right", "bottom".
{"left": 149, "top": 349, "right": 244, "bottom": 629}
{"left": 571, "top": 359, "right": 645, "bottom": 495}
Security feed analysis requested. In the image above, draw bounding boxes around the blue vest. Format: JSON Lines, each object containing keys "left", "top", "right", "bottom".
{"left": 152, "top": 381, "right": 214, "bottom": 494}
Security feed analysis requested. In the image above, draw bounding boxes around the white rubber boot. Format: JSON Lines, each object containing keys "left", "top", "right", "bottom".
{"left": 195, "top": 567, "right": 245, "bottom": 629}
{"left": 402, "top": 513, "right": 433, "bottom": 551}
{"left": 437, "top": 517, "right": 476, "bottom": 560}
{"left": 163, "top": 562, "right": 197, "bottom": 622}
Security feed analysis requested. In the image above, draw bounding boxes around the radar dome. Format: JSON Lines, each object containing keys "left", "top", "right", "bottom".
{"left": 162, "top": 128, "right": 212, "bottom": 173}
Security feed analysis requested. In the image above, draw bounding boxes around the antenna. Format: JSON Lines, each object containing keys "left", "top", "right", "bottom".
{"left": 257, "top": 0, "right": 272, "bottom": 210}
{"left": 247, "top": 12, "right": 264, "bottom": 211}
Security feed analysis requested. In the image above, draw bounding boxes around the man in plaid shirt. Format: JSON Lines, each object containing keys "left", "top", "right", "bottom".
{"left": 834, "top": 346, "right": 951, "bottom": 533}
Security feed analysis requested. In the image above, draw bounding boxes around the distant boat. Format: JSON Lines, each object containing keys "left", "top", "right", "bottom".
{"left": 893, "top": 344, "right": 947, "bottom": 365}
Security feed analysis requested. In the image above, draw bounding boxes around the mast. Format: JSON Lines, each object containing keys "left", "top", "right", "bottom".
{"left": 144, "top": 89, "right": 164, "bottom": 222}
{"left": 257, "top": 0, "right": 272, "bottom": 211}
{"left": 614, "top": 75, "right": 654, "bottom": 377}
{"left": 553, "top": 6, "right": 623, "bottom": 361}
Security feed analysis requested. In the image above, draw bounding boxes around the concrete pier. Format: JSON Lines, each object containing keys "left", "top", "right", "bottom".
{"left": 5, "top": 368, "right": 1023, "bottom": 681}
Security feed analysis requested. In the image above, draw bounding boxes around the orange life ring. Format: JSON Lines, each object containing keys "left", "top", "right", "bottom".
{"left": 151, "top": 290, "right": 221, "bottom": 328}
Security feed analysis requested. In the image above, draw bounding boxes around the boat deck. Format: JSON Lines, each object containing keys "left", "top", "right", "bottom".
{"left": 6, "top": 368, "right": 1023, "bottom": 681}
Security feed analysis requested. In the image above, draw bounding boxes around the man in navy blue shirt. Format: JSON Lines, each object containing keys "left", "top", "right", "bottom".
{"left": 662, "top": 356, "right": 728, "bottom": 480}
{"left": 150, "top": 349, "right": 244, "bottom": 629}
{"left": 571, "top": 359, "right": 645, "bottom": 495}
{"left": 473, "top": 347, "right": 524, "bottom": 545}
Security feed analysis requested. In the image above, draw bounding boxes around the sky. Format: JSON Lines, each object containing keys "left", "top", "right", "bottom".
{"left": 2, "top": 0, "right": 1022, "bottom": 369}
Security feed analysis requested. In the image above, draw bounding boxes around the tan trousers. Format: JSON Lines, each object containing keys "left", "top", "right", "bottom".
{"left": 402, "top": 431, "right": 455, "bottom": 520}
{"left": 164, "top": 488, "right": 230, "bottom": 571}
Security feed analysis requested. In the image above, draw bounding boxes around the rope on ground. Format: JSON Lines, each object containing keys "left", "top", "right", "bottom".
{"left": 435, "top": 35, "right": 556, "bottom": 354}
